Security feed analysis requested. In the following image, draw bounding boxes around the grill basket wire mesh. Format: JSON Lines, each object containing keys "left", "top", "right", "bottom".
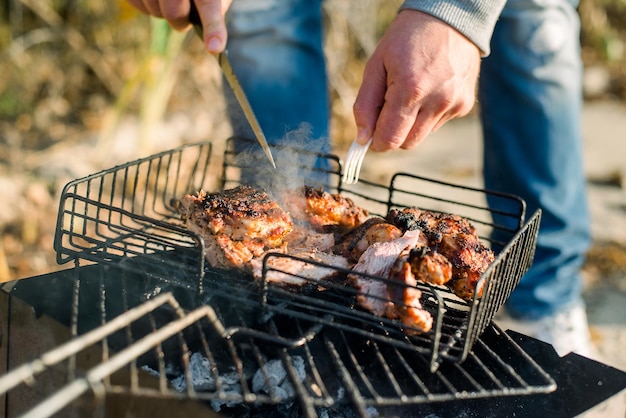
{"left": 210, "top": 135, "right": 540, "bottom": 364}
{"left": 54, "top": 139, "right": 541, "bottom": 367}
{"left": 254, "top": 167, "right": 541, "bottom": 369}
{"left": 33, "top": 139, "right": 551, "bottom": 415}
{"left": 0, "top": 262, "right": 556, "bottom": 418}
{"left": 257, "top": 213, "right": 541, "bottom": 370}
{"left": 54, "top": 142, "right": 215, "bottom": 295}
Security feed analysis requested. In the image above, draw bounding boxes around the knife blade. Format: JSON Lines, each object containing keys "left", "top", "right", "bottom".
{"left": 188, "top": 5, "right": 276, "bottom": 168}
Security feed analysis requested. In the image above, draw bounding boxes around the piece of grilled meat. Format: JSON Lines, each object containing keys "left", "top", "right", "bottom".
{"left": 349, "top": 229, "right": 432, "bottom": 333}
{"left": 281, "top": 186, "right": 369, "bottom": 233}
{"left": 333, "top": 217, "right": 403, "bottom": 263}
{"left": 250, "top": 248, "right": 351, "bottom": 287}
{"left": 437, "top": 232, "right": 495, "bottom": 299}
{"left": 177, "top": 186, "right": 293, "bottom": 269}
{"left": 387, "top": 247, "right": 434, "bottom": 334}
{"left": 407, "top": 247, "right": 453, "bottom": 286}
{"left": 349, "top": 229, "right": 427, "bottom": 318}
{"left": 387, "top": 208, "right": 495, "bottom": 300}
{"left": 283, "top": 224, "right": 335, "bottom": 253}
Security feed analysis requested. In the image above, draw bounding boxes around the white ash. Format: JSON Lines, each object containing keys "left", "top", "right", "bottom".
{"left": 316, "top": 387, "right": 379, "bottom": 418}
{"left": 317, "top": 405, "right": 380, "bottom": 418}
{"left": 170, "top": 352, "right": 218, "bottom": 391}
{"left": 168, "top": 352, "right": 242, "bottom": 412}
{"left": 140, "top": 361, "right": 185, "bottom": 378}
{"left": 251, "top": 356, "right": 307, "bottom": 400}
{"left": 158, "top": 352, "right": 308, "bottom": 413}
{"left": 141, "top": 365, "right": 160, "bottom": 378}
{"left": 144, "top": 352, "right": 380, "bottom": 417}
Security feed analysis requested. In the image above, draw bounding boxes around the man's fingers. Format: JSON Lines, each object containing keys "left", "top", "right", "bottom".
{"left": 195, "top": 0, "right": 228, "bottom": 52}
{"left": 127, "top": 0, "right": 191, "bottom": 30}
{"left": 373, "top": 102, "right": 418, "bottom": 152}
{"left": 401, "top": 91, "right": 477, "bottom": 150}
{"left": 402, "top": 109, "right": 440, "bottom": 150}
{"left": 353, "top": 59, "right": 387, "bottom": 146}
{"left": 158, "top": 0, "right": 191, "bottom": 30}
{"left": 430, "top": 99, "right": 474, "bottom": 134}
{"left": 126, "top": 0, "right": 230, "bottom": 52}
{"left": 369, "top": 80, "right": 423, "bottom": 152}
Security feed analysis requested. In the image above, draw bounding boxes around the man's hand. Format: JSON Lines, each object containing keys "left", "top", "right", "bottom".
{"left": 353, "top": 10, "right": 481, "bottom": 152}
{"left": 125, "top": 0, "right": 232, "bottom": 53}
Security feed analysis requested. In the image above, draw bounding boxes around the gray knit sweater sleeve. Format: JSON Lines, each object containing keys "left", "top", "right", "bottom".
{"left": 400, "top": 0, "right": 506, "bottom": 56}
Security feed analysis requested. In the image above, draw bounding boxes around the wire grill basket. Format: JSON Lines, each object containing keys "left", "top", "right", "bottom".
{"left": 54, "top": 139, "right": 541, "bottom": 370}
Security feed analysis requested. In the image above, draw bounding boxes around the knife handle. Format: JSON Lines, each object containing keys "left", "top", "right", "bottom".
{"left": 188, "top": 2, "right": 202, "bottom": 35}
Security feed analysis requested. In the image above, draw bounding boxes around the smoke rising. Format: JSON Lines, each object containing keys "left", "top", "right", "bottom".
{"left": 231, "top": 122, "right": 333, "bottom": 197}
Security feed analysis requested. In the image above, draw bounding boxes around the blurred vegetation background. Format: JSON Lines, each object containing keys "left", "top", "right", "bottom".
{"left": 0, "top": 0, "right": 625, "bottom": 281}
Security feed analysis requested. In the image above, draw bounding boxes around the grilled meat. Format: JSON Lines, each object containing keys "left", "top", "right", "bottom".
{"left": 407, "top": 247, "right": 453, "bottom": 286}
{"left": 349, "top": 229, "right": 426, "bottom": 317}
{"left": 333, "top": 217, "right": 403, "bottom": 263}
{"left": 387, "top": 208, "right": 476, "bottom": 240}
{"left": 387, "top": 208, "right": 495, "bottom": 300}
{"left": 437, "top": 233, "right": 495, "bottom": 299}
{"left": 179, "top": 184, "right": 492, "bottom": 307}
{"left": 387, "top": 248, "right": 433, "bottom": 334}
{"left": 249, "top": 249, "right": 351, "bottom": 287}
{"left": 281, "top": 186, "right": 369, "bottom": 233}
{"left": 177, "top": 186, "right": 293, "bottom": 269}
{"left": 283, "top": 224, "right": 335, "bottom": 252}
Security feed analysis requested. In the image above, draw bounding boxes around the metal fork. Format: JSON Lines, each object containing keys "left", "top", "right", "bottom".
{"left": 342, "top": 138, "right": 372, "bottom": 184}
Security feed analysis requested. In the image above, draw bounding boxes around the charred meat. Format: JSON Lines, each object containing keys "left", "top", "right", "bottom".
{"left": 250, "top": 249, "right": 351, "bottom": 287}
{"left": 333, "top": 217, "right": 403, "bottom": 263}
{"left": 349, "top": 229, "right": 426, "bottom": 318}
{"left": 437, "top": 233, "right": 495, "bottom": 299}
{"left": 178, "top": 184, "right": 494, "bottom": 334}
{"left": 387, "top": 208, "right": 495, "bottom": 300}
{"left": 386, "top": 248, "right": 434, "bottom": 334}
{"left": 281, "top": 186, "right": 369, "bottom": 233}
{"left": 387, "top": 207, "right": 476, "bottom": 240}
{"left": 407, "top": 247, "right": 453, "bottom": 286}
{"left": 177, "top": 186, "right": 293, "bottom": 269}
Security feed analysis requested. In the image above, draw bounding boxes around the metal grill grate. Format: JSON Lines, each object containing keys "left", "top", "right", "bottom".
{"left": 0, "top": 259, "right": 556, "bottom": 418}
{"left": 53, "top": 139, "right": 541, "bottom": 367}
{"left": 257, "top": 204, "right": 541, "bottom": 369}
{"left": 224, "top": 138, "right": 541, "bottom": 368}
{"left": 53, "top": 142, "right": 215, "bottom": 294}
{"left": 41, "top": 139, "right": 550, "bottom": 414}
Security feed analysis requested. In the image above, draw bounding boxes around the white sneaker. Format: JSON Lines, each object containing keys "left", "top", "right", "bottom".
{"left": 495, "top": 303, "right": 596, "bottom": 358}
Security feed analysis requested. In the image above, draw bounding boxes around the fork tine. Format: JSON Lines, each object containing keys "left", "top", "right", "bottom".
{"left": 352, "top": 138, "right": 371, "bottom": 183}
{"left": 343, "top": 142, "right": 359, "bottom": 184}
{"left": 342, "top": 138, "right": 372, "bottom": 185}
{"left": 343, "top": 142, "right": 358, "bottom": 183}
{"left": 353, "top": 147, "right": 367, "bottom": 182}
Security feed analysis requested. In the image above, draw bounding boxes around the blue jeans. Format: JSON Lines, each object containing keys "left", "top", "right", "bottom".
{"left": 480, "top": 0, "right": 591, "bottom": 319}
{"left": 226, "top": 0, "right": 591, "bottom": 320}
{"left": 225, "top": 0, "right": 330, "bottom": 187}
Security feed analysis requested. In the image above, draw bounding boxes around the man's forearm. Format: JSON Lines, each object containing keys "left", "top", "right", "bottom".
{"left": 400, "top": 0, "right": 506, "bottom": 56}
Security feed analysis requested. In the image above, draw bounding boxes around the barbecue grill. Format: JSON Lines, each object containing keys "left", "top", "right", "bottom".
{"left": 1, "top": 138, "right": 624, "bottom": 418}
